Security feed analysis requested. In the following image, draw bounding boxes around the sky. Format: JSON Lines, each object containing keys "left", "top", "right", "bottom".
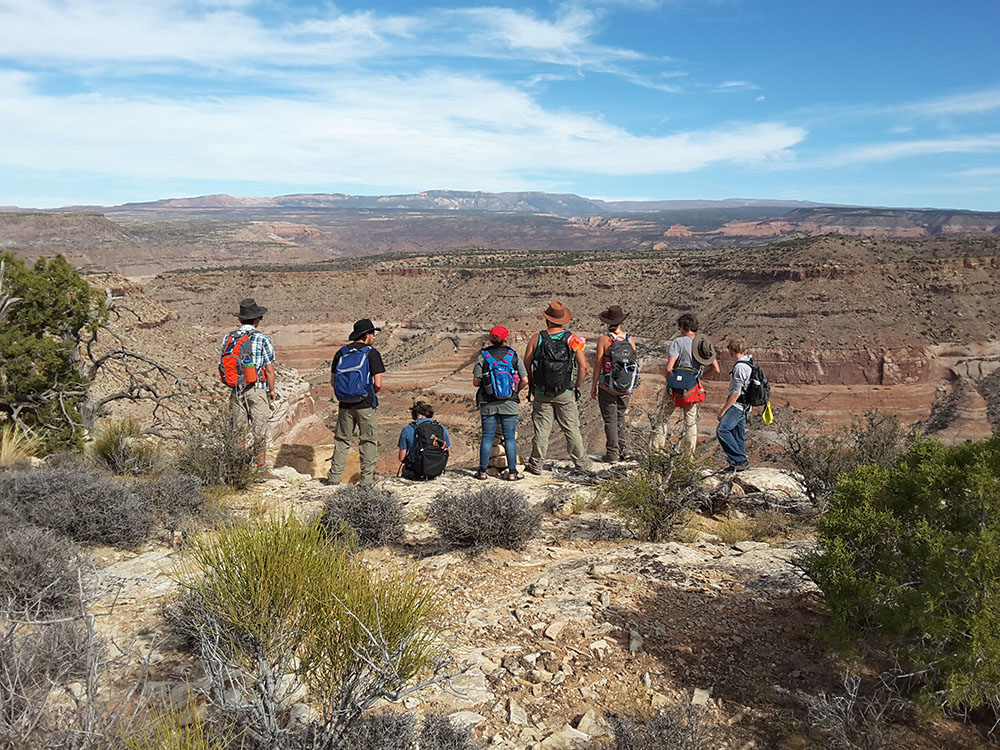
{"left": 1, "top": 0, "right": 999, "bottom": 210}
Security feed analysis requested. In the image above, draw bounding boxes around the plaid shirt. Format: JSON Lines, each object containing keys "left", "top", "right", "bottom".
{"left": 221, "top": 324, "right": 275, "bottom": 389}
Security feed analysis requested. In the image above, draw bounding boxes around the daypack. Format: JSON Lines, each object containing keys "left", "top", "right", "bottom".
{"left": 669, "top": 366, "right": 705, "bottom": 407}
{"left": 736, "top": 357, "right": 771, "bottom": 407}
{"left": 481, "top": 348, "right": 518, "bottom": 400}
{"left": 407, "top": 420, "right": 449, "bottom": 480}
{"left": 532, "top": 332, "right": 574, "bottom": 395}
{"left": 333, "top": 345, "right": 373, "bottom": 404}
{"left": 603, "top": 333, "right": 639, "bottom": 395}
{"left": 219, "top": 330, "right": 258, "bottom": 388}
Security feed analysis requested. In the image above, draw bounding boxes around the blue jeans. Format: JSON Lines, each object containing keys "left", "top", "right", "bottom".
{"left": 480, "top": 413, "right": 518, "bottom": 472}
{"left": 716, "top": 406, "right": 747, "bottom": 466}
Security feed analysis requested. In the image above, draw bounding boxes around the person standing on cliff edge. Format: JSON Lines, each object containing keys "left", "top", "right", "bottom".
{"left": 221, "top": 298, "right": 277, "bottom": 470}
{"left": 326, "top": 318, "right": 385, "bottom": 486}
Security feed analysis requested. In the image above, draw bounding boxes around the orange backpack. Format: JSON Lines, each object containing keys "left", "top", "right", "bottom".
{"left": 218, "top": 330, "right": 258, "bottom": 388}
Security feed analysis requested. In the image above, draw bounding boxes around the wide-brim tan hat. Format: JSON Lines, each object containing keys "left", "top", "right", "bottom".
{"left": 692, "top": 334, "right": 717, "bottom": 366}
{"left": 598, "top": 305, "right": 628, "bottom": 326}
{"left": 542, "top": 301, "right": 572, "bottom": 325}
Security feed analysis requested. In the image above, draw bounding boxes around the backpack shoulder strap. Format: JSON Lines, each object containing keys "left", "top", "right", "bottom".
{"left": 482, "top": 349, "right": 497, "bottom": 366}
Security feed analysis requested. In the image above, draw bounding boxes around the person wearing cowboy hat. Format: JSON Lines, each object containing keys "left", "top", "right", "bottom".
{"left": 656, "top": 312, "right": 720, "bottom": 456}
{"left": 326, "top": 318, "right": 386, "bottom": 485}
{"left": 522, "top": 301, "right": 593, "bottom": 474}
{"left": 591, "top": 305, "right": 638, "bottom": 462}
{"left": 222, "top": 297, "right": 276, "bottom": 469}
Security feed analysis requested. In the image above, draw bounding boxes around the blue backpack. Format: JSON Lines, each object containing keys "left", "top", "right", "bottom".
{"left": 481, "top": 348, "right": 517, "bottom": 400}
{"left": 333, "top": 345, "right": 373, "bottom": 403}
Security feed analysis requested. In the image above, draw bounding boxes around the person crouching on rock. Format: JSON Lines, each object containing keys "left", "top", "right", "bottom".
{"left": 473, "top": 325, "right": 529, "bottom": 480}
{"left": 397, "top": 396, "right": 450, "bottom": 481}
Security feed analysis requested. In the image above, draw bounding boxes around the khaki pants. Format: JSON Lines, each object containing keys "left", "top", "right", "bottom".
{"left": 232, "top": 388, "right": 270, "bottom": 463}
{"left": 328, "top": 406, "right": 378, "bottom": 484}
{"left": 653, "top": 400, "right": 699, "bottom": 455}
{"left": 528, "top": 390, "right": 592, "bottom": 471}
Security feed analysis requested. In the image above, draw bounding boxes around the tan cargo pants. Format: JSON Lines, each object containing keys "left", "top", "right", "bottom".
{"left": 527, "top": 389, "right": 592, "bottom": 471}
{"left": 653, "top": 400, "right": 699, "bottom": 456}
{"left": 232, "top": 388, "right": 270, "bottom": 463}
{"left": 327, "top": 406, "right": 378, "bottom": 484}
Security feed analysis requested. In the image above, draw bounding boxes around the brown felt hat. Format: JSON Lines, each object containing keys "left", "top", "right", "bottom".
{"left": 692, "top": 334, "right": 717, "bottom": 366}
{"left": 542, "top": 301, "right": 572, "bottom": 325}
{"left": 598, "top": 305, "right": 628, "bottom": 326}
{"left": 234, "top": 297, "right": 268, "bottom": 319}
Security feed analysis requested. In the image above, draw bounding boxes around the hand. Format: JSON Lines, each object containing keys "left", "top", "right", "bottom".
{"left": 269, "top": 390, "right": 277, "bottom": 402}
{"left": 574, "top": 388, "right": 581, "bottom": 402}
{"left": 590, "top": 386, "right": 597, "bottom": 399}
{"left": 717, "top": 410, "right": 725, "bottom": 422}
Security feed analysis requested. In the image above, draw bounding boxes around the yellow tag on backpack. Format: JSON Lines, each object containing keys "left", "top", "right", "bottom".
{"left": 762, "top": 402, "right": 774, "bottom": 425}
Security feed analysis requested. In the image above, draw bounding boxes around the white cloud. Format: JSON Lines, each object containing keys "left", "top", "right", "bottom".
{"left": 952, "top": 166, "right": 1000, "bottom": 178}
{"left": 901, "top": 89, "right": 1000, "bottom": 118}
{"left": 828, "top": 136, "right": 1000, "bottom": 166}
{"left": 0, "top": 71, "right": 805, "bottom": 187}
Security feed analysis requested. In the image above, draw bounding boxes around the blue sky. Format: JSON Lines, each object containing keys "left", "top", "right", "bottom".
{"left": 1, "top": 0, "right": 999, "bottom": 210}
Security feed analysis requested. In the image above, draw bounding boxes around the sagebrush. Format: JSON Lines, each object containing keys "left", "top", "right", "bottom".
{"left": 133, "top": 470, "right": 207, "bottom": 540}
{"left": 428, "top": 485, "right": 540, "bottom": 551}
{"left": 90, "top": 418, "right": 161, "bottom": 476}
{"left": 807, "top": 674, "right": 894, "bottom": 750}
{"left": 605, "top": 702, "right": 711, "bottom": 750}
{"left": 319, "top": 484, "right": 404, "bottom": 547}
{"left": 0, "top": 526, "right": 85, "bottom": 615}
{"left": 808, "top": 434, "right": 1000, "bottom": 716}
{"left": 175, "top": 403, "right": 262, "bottom": 490}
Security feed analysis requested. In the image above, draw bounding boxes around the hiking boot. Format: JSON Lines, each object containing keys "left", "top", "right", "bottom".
{"left": 525, "top": 463, "right": 544, "bottom": 475}
{"left": 601, "top": 453, "right": 620, "bottom": 463}
{"left": 318, "top": 477, "right": 339, "bottom": 487}
{"left": 734, "top": 461, "right": 751, "bottom": 472}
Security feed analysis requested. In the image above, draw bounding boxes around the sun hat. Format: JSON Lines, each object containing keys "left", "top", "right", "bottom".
{"left": 412, "top": 395, "right": 431, "bottom": 407}
{"left": 692, "top": 334, "right": 717, "bottom": 367}
{"left": 235, "top": 298, "right": 268, "bottom": 319}
{"left": 598, "top": 305, "right": 628, "bottom": 326}
{"left": 349, "top": 318, "right": 382, "bottom": 341}
{"left": 490, "top": 325, "right": 509, "bottom": 340}
{"left": 541, "top": 301, "right": 571, "bottom": 325}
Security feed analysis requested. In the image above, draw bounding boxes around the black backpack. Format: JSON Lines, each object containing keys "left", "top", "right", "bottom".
{"left": 407, "top": 420, "right": 449, "bottom": 480}
{"left": 736, "top": 357, "right": 770, "bottom": 407}
{"left": 532, "top": 332, "right": 574, "bottom": 395}
{"left": 604, "top": 333, "right": 639, "bottom": 395}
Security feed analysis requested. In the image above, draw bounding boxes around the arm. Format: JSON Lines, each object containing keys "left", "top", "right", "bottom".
{"left": 523, "top": 337, "right": 537, "bottom": 390}
{"left": 717, "top": 392, "right": 740, "bottom": 422}
{"left": 709, "top": 360, "right": 721, "bottom": 376}
{"left": 372, "top": 372, "right": 382, "bottom": 393}
{"left": 574, "top": 346, "right": 588, "bottom": 389}
{"left": 665, "top": 355, "right": 678, "bottom": 376}
{"left": 263, "top": 363, "right": 276, "bottom": 402}
{"left": 397, "top": 447, "right": 408, "bottom": 463}
{"left": 591, "top": 335, "right": 607, "bottom": 397}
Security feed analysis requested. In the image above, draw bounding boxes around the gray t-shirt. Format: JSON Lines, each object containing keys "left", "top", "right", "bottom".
{"left": 729, "top": 355, "right": 753, "bottom": 412}
{"left": 667, "top": 335, "right": 694, "bottom": 370}
{"left": 473, "top": 346, "right": 529, "bottom": 416}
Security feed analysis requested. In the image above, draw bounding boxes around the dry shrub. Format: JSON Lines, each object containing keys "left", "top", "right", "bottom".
{"left": 175, "top": 403, "right": 262, "bottom": 490}
{"left": 604, "top": 702, "right": 711, "bottom": 750}
{"left": 338, "top": 711, "right": 484, "bottom": 750}
{"left": 90, "top": 418, "right": 162, "bottom": 476}
{"left": 319, "top": 485, "right": 404, "bottom": 548}
{"left": 0, "top": 526, "right": 84, "bottom": 615}
{"left": 133, "top": 470, "right": 207, "bottom": 540}
{"left": 0, "top": 463, "right": 154, "bottom": 548}
{"left": 428, "top": 485, "right": 540, "bottom": 551}
{"left": 807, "top": 674, "right": 894, "bottom": 750}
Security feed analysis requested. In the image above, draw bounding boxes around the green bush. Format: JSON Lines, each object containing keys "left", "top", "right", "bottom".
{"left": 809, "top": 434, "right": 1000, "bottom": 715}
{"left": 428, "top": 485, "right": 540, "bottom": 551}
{"left": 175, "top": 403, "right": 262, "bottom": 490}
{"left": 320, "top": 485, "right": 404, "bottom": 548}
{"left": 0, "top": 463, "right": 154, "bottom": 548}
{"left": 597, "top": 447, "right": 708, "bottom": 542}
{"left": 90, "top": 418, "right": 161, "bottom": 476}
{"left": 176, "top": 515, "right": 446, "bottom": 748}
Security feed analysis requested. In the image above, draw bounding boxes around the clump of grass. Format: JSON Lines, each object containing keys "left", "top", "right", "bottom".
{"left": 175, "top": 403, "right": 262, "bottom": 490}
{"left": 716, "top": 518, "right": 751, "bottom": 546}
{"left": 428, "top": 485, "right": 540, "bottom": 551}
{"left": 0, "top": 424, "right": 39, "bottom": 468}
{"left": 90, "top": 418, "right": 161, "bottom": 476}
{"left": 119, "top": 701, "right": 243, "bottom": 750}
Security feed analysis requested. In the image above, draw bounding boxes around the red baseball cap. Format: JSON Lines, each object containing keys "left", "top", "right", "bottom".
{"left": 490, "top": 325, "right": 509, "bottom": 339}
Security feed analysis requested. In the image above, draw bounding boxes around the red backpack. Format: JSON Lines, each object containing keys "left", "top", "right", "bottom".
{"left": 218, "top": 330, "right": 258, "bottom": 388}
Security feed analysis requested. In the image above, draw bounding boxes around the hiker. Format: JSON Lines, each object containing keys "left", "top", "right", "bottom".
{"left": 716, "top": 337, "right": 752, "bottom": 471}
{"left": 397, "top": 396, "right": 450, "bottom": 480}
{"left": 523, "top": 301, "right": 593, "bottom": 474}
{"left": 656, "top": 313, "right": 720, "bottom": 455}
{"left": 326, "top": 318, "right": 385, "bottom": 485}
{"left": 219, "top": 298, "right": 276, "bottom": 468}
{"left": 472, "top": 325, "right": 529, "bottom": 480}
{"left": 590, "top": 305, "right": 639, "bottom": 462}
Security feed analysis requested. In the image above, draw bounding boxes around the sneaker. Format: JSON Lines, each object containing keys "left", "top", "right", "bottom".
{"left": 735, "top": 461, "right": 751, "bottom": 472}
